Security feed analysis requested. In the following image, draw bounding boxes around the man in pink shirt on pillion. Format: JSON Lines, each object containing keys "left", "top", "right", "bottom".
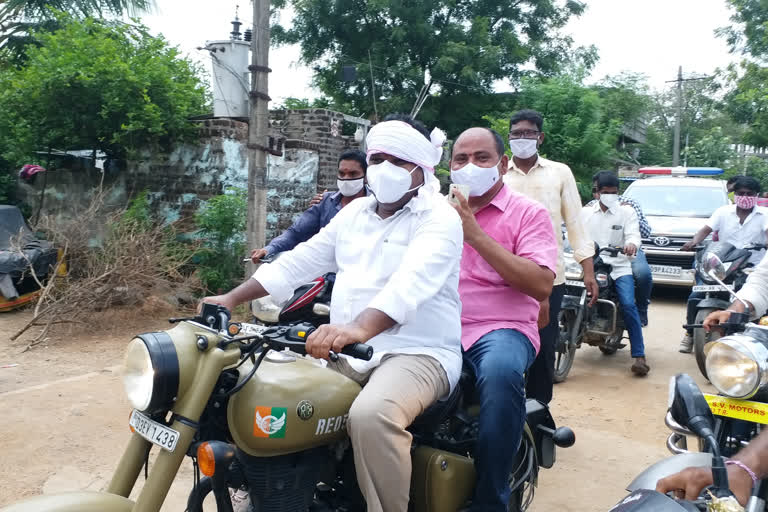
{"left": 449, "top": 127, "right": 558, "bottom": 511}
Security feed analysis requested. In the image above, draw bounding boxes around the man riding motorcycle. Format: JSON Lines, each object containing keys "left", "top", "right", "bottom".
{"left": 581, "top": 171, "right": 649, "bottom": 376}
{"left": 449, "top": 127, "right": 557, "bottom": 511}
{"left": 679, "top": 175, "right": 768, "bottom": 352}
{"left": 203, "top": 115, "right": 464, "bottom": 512}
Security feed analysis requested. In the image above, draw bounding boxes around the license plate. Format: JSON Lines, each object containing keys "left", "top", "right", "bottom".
{"left": 650, "top": 264, "right": 682, "bottom": 276}
{"left": 565, "top": 280, "right": 585, "bottom": 287}
{"left": 129, "top": 410, "right": 180, "bottom": 452}
{"left": 692, "top": 284, "right": 734, "bottom": 292}
{"left": 704, "top": 394, "right": 768, "bottom": 425}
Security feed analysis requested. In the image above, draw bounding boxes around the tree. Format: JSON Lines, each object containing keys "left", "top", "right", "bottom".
{"left": 272, "top": 0, "right": 596, "bottom": 135}
{"left": 718, "top": 0, "right": 768, "bottom": 60}
{"left": 0, "top": 15, "right": 209, "bottom": 167}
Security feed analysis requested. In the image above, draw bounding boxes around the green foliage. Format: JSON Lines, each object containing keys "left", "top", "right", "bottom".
{"left": 724, "top": 61, "right": 768, "bottom": 148}
{"left": 0, "top": 14, "right": 209, "bottom": 168}
{"left": 718, "top": 0, "right": 768, "bottom": 60}
{"left": 119, "top": 190, "right": 152, "bottom": 231}
{"left": 272, "top": 0, "right": 595, "bottom": 135}
{"left": 194, "top": 188, "right": 248, "bottom": 293}
{"left": 682, "top": 127, "right": 738, "bottom": 168}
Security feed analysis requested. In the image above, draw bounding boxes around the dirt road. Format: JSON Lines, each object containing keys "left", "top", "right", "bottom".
{"left": 0, "top": 289, "right": 713, "bottom": 511}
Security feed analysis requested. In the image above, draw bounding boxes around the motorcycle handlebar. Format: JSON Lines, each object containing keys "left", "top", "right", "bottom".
{"left": 340, "top": 342, "right": 374, "bottom": 361}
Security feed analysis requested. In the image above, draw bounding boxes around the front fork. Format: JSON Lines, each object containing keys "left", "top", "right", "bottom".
{"left": 105, "top": 345, "right": 240, "bottom": 512}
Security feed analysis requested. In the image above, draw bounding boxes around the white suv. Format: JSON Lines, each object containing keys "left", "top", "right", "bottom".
{"left": 622, "top": 176, "right": 729, "bottom": 286}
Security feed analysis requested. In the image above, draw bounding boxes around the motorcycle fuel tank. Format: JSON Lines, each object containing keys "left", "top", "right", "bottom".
{"left": 228, "top": 351, "right": 361, "bottom": 457}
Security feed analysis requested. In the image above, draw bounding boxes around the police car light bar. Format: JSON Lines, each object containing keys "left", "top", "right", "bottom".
{"left": 638, "top": 166, "right": 724, "bottom": 176}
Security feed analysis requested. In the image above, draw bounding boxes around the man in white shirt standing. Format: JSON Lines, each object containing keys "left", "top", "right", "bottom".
{"left": 202, "top": 114, "right": 464, "bottom": 512}
{"left": 679, "top": 175, "right": 768, "bottom": 352}
{"left": 503, "top": 109, "right": 598, "bottom": 403}
{"left": 582, "top": 171, "right": 649, "bottom": 376}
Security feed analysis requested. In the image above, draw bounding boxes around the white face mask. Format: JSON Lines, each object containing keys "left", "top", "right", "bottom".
{"left": 509, "top": 138, "right": 538, "bottom": 159}
{"left": 337, "top": 177, "right": 364, "bottom": 197}
{"left": 600, "top": 193, "right": 620, "bottom": 209}
{"left": 450, "top": 160, "right": 501, "bottom": 197}
{"left": 366, "top": 160, "right": 422, "bottom": 204}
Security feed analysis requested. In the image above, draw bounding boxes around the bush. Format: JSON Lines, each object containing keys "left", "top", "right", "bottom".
{"left": 194, "top": 188, "right": 247, "bottom": 293}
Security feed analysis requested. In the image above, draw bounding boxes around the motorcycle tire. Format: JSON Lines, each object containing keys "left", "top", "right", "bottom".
{"left": 693, "top": 308, "right": 721, "bottom": 380}
{"left": 554, "top": 310, "right": 577, "bottom": 383}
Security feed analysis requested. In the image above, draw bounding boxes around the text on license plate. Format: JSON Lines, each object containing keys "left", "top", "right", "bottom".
{"left": 692, "top": 284, "right": 734, "bottom": 292}
{"left": 650, "top": 265, "right": 682, "bottom": 276}
{"left": 129, "top": 410, "right": 180, "bottom": 452}
{"left": 565, "top": 280, "right": 585, "bottom": 287}
{"left": 704, "top": 394, "right": 768, "bottom": 425}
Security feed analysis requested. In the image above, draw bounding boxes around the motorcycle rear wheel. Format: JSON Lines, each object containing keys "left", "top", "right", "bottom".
{"left": 554, "top": 310, "right": 577, "bottom": 383}
{"left": 694, "top": 308, "right": 721, "bottom": 380}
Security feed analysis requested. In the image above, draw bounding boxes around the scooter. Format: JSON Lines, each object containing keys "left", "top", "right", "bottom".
{"left": 1, "top": 300, "right": 575, "bottom": 512}
{"left": 555, "top": 246, "right": 629, "bottom": 382}
{"left": 689, "top": 242, "right": 766, "bottom": 378}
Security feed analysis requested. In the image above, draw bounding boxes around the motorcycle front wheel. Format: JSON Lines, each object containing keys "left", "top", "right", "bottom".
{"left": 554, "top": 310, "right": 577, "bottom": 383}
{"left": 693, "top": 308, "right": 721, "bottom": 380}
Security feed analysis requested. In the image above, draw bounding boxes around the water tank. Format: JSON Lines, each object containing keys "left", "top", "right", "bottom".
{"left": 205, "top": 39, "right": 250, "bottom": 118}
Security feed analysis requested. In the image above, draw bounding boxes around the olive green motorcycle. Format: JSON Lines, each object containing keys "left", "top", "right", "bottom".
{"left": 1, "top": 302, "right": 574, "bottom": 512}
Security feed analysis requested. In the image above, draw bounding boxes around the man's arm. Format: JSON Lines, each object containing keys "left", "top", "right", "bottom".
{"left": 264, "top": 198, "right": 326, "bottom": 255}
{"left": 623, "top": 207, "right": 641, "bottom": 257}
{"left": 681, "top": 225, "right": 714, "bottom": 252}
{"left": 656, "top": 427, "right": 768, "bottom": 505}
{"left": 560, "top": 168, "right": 598, "bottom": 303}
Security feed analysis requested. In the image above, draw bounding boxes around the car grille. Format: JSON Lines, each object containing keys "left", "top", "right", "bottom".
{"left": 642, "top": 236, "right": 690, "bottom": 250}
{"left": 644, "top": 252, "right": 695, "bottom": 269}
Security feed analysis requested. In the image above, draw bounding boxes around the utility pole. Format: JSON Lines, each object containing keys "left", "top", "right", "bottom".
{"left": 246, "top": 0, "right": 271, "bottom": 272}
{"left": 672, "top": 66, "right": 682, "bottom": 167}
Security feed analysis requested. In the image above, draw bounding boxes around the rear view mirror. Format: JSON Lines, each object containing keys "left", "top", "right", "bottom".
{"left": 702, "top": 252, "right": 726, "bottom": 281}
{"left": 669, "top": 374, "right": 715, "bottom": 441}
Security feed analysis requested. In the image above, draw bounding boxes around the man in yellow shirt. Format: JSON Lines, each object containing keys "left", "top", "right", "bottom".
{"left": 503, "top": 109, "right": 598, "bottom": 403}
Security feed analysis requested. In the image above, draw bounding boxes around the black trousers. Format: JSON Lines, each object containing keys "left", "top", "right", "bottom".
{"left": 525, "top": 283, "right": 566, "bottom": 404}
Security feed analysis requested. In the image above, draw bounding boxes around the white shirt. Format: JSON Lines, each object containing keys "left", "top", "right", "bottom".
{"left": 707, "top": 205, "right": 768, "bottom": 265}
{"left": 581, "top": 202, "right": 642, "bottom": 280}
{"left": 739, "top": 254, "right": 768, "bottom": 317}
{"left": 504, "top": 156, "right": 595, "bottom": 285}
{"left": 253, "top": 176, "right": 464, "bottom": 394}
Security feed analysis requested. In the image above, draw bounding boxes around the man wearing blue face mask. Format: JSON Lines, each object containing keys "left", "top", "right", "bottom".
{"left": 249, "top": 149, "right": 369, "bottom": 262}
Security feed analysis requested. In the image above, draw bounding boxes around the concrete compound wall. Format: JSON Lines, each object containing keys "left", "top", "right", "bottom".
{"left": 18, "top": 111, "right": 360, "bottom": 242}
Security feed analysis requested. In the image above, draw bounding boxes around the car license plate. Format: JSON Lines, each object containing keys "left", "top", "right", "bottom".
{"left": 565, "top": 280, "right": 585, "bottom": 287}
{"left": 129, "top": 410, "right": 180, "bottom": 452}
{"left": 704, "top": 394, "right": 768, "bottom": 425}
{"left": 692, "top": 284, "right": 734, "bottom": 292}
{"left": 650, "top": 265, "right": 682, "bottom": 276}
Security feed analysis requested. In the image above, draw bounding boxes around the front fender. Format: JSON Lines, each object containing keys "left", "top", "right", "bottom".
{"left": 0, "top": 492, "right": 134, "bottom": 512}
{"left": 626, "top": 452, "right": 712, "bottom": 492}
{"left": 560, "top": 295, "right": 582, "bottom": 311}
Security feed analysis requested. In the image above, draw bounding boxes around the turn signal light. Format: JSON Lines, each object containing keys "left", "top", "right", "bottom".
{"left": 197, "top": 442, "right": 216, "bottom": 477}
{"left": 760, "top": 316, "right": 768, "bottom": 327}
{"left": 227, "top": 323, "right": 242, "bottom": 336}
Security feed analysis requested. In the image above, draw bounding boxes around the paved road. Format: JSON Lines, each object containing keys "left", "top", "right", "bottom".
{"left": 0, "top": 288, "right": 713, "bottom": 511}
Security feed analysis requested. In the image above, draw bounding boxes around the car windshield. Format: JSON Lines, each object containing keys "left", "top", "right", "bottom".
{"left": 624, "top": 184, "right": 727, "bottom": 218}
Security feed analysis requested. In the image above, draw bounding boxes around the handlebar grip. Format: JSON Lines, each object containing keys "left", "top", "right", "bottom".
{"left": 341, "top": 343, "right": 374, "bottom": 361}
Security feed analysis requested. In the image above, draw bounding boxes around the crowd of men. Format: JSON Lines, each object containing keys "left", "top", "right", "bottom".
{"left": 204, "top": 110, "right": 768, "bottom": 511}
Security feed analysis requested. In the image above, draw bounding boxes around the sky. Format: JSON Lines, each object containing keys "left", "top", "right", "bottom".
{"left": 139, "top": 0, "right": 738, "bottom": 103}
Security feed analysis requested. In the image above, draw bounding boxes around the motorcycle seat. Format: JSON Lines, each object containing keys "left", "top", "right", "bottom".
{"left": 408, "top": 376, "right": 463, "bottom": 433}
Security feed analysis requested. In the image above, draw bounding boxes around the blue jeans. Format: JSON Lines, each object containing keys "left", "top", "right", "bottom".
{"left": 615, "top": 275, "right": 646, "bottom": 358}
{"left": 685, "top": 275, "right": 706, "bottom": 334}
{"left": 463, "top": 329, "right": 536, "bottom": 511}
{"left": 632, "top": 249, "right": 652, "bottom": 314}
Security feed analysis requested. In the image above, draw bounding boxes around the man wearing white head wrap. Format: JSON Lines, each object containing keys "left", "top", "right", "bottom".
{"left": 202, "top": 114, "right": 463, "bottom": 512}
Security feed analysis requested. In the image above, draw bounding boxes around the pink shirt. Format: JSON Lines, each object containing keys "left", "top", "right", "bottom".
{"left": 459, "top": 185, "right": 558, "bottom": 354}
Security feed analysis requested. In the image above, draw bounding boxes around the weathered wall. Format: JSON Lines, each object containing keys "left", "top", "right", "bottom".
{"left": 18, "top": 111, "right": 357, "bottom": 242}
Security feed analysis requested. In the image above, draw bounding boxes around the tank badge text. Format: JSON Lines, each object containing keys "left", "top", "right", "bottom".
{"left": 315, "top": 414, "right": 349, "bottom": 435}
{"left": 254, "top": 407, "right": 287, "bottom": 438}
{"left": 297, "top": 400, "right": 314, "bottom": 421}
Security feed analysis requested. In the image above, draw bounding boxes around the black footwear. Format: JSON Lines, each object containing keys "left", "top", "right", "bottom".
{"left": 631, "top": 357, "right": 650, "bottom": 377}
{"left": 639, "top": 310, "right": 648, "bottom": 327}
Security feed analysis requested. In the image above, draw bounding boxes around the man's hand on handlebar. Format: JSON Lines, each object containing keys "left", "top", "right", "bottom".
{"left": 306, "top": 323, "right": 367, "bottom": 361}
{"left": 703, "top": 310, "right": 733, "bottom": 332}
{"left": 198, "top": 295, "right": 236, "bottom": 314}
{"left": 624, "top": 243, "right": 637, "bottom": 257}
{"left": 655, "top": 464, "right": 751, "bottom": 506}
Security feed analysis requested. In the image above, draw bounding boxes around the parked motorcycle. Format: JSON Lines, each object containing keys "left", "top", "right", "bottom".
{"left": 1, "top": 301, "right": 575, "bottom": 512}
{"left": 689, "top": 242, "right": 766, "bottom": 379}
{"left": 555, "top": 245, "right": 629, "bottom": 382}
{"left": 610, "top": 372, "right": 766, "bottom": 511}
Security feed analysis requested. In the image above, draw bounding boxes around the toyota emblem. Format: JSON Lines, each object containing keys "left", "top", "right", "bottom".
{"left": 653, "top": 236, "right": 671, "bottom": 247}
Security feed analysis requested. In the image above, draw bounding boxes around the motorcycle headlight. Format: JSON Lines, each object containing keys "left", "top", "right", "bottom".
{"left": 705, "top": 334, "right": 768, "bottom": 399}
{"left": 564, "top": 253, "right": 583, "bottom": 280}
{"left": 123, "top": 333, "right": 179, "bottom": 413}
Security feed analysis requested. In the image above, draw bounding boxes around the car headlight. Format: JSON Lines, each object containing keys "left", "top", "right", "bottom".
{"left": 123, "top": 333, "right": 179, "bottom": 413}
{"left": 705, "top": 333, "right": 768, "bottom": 399}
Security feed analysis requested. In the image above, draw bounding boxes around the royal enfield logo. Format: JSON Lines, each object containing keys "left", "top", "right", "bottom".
{"left": 296, "top": 400, "right": 314, "bottom": 421}
{"left": 653, "top": 236, "right": 671, "bottom": 247}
